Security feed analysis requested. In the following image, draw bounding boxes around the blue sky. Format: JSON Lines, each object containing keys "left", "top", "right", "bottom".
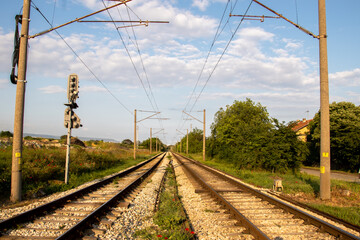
{"left": 1, "top": 0, "right": 359, "bottom": 145}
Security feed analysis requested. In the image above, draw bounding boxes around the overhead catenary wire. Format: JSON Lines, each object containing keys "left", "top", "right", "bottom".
{"left": 31, "top": 2, "right": 133, "bottom": 115}
{"left": 102, "top": 0, "right": 167, "bottom": 143}
{"left": 101, "top": 0, "right": 157, "bottom": 112}
{"left": 120, "top": 2, "right": 167, "bottom": 142}
{"left": 189, "top": 0, "right": 254, "bottom": 112}
{"left": 175, "top": 0, "right": 234, "bottom": 137}
{"left": 176, "top": 0, "right": 244, "bottom": 141}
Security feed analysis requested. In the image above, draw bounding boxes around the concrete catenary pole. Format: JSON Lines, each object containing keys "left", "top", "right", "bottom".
{"left": 186, "top": 129, "right": 188, "bottom": 154}
{"left": 319, "top": 0, "right": 331, "bottom": 200}
{"left": 134, "top": 109, "right": 136, "bottom": 159}
{"left": 150, "top": 128, "right": 152, "bottom": 154}
{"left": 203, "top": 109, "right": 206, "bottom": 161}
{"left": 11, "top": 0, "right": 31, "bottom": 202}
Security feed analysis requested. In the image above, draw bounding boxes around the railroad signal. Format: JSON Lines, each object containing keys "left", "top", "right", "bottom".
{"left": 67, "top": 74, "right": 79, "bottom": 103}
{"left": 64, "top": 107, "right": 82, "bottom": 129}
{"left": 71, "top": 111, "right": 82, "bottom": 128}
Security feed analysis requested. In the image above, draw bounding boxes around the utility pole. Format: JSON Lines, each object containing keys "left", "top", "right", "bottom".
{"left": 134, "top": 110, "right": 163, "bottom": 158}
{"left": 187, "top": 129, "right": 189, "bottom": 154}
{"left": 319, "top": 0, "right": 331, "bottom": 200}
{"left": 150, "top": 128, "right": 152, "bottom": 154}
{"left": 182, "top": 110, "right": 206, "bottom": 161}
{"left": 203, "top": 109, "right": 206, "bottom": 161}
{"left": 134, "top": 109, "right": 137, "bottom": 159}
{"left": 11, "top": 0, "right": 31, "bottom": 202}
{"left": 232, "top": 0, "right": 331, "bottom": 200}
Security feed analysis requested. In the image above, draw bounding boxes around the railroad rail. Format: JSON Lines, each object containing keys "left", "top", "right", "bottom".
{"left": 0, "top": 152, "right": 166, "bottom": 239}
{"left": 172, "top": 152, "right": 360, "bottom": 240}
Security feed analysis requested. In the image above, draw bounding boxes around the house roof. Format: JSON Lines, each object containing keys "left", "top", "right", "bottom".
{"left": 291, "top": 119, "right": 313, "bottom": 132}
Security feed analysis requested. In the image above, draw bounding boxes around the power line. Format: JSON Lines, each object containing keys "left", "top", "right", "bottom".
{"left": 189, "top": 0, "right": 254, "bottom": 112}
{"left": 101, "top": 0, "right": 157, "bottom": 112}
{"left": 102, "top": 1, "right": 167, "bottom": 143}
{"left": 182, "top": 0, "right": 231, "bottom": 113}
{"left": 31, "top": 1, "right": 133, "bottom": 115}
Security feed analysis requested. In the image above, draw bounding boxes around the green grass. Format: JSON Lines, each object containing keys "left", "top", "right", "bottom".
{"left": 308, "top": 204, "right": 360, "bottom": 226}
{"left": 135, "top": 165, "right": 193, "bottom": 239}
{"left": 0, "top": 145, "right": 151, "bottom": 202}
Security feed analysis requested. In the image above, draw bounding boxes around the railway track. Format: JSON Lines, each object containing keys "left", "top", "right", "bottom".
{"left": 172, "top": 152, "right": 360, "bottom": 240}
{"left": 0, "top": 152, "right": 166, "bottom": 240}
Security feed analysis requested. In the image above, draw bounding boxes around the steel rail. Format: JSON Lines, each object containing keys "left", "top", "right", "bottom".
{"left": 174, "top": 153, "right": 360, "bottom": 240}
{"left": 56, "top": 152, "right": 165, "bottom": 239}
{"left": 0, "top": 153, "right": 164, "bottom": 232}
{"left": 172, "top": 153, "right": 270, "bottom": 240}
{"left": 268, "top": 192, "right": 360, "bottom": 233}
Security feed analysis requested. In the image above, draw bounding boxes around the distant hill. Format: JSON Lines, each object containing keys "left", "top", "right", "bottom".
{"left": 24, "top": 133, "right": 119, "bottom": 143}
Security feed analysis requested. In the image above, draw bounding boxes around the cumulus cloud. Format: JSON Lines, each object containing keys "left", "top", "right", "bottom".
{"left": 330, "top": 68, "right": 360, "bottom": 87}
{"left": 192, "top": 0, "right": 210, "bottom": 11}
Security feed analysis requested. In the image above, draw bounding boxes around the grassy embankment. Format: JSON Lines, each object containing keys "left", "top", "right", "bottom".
{"left": 186, "top": 153, "right": 360, "bottom": 226}
{"left": 0, "top": 141, "right": 156, "bottom": 205}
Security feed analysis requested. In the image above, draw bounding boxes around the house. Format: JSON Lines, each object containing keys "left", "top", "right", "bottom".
{"left": 291, "top": 118, "right": 313, "bottom": 142}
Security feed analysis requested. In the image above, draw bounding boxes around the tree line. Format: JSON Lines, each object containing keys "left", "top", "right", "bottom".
{"left": 176, "top": 99, "right": 360, "bottom": 173}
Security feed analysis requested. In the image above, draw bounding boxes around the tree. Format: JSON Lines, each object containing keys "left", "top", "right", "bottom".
{"left": 209, "top": 99, "right": 307, "bottom": 172}
{"left": 0, "top": 131, "right": 13, "bottom": 138}
{"left": 140, "top": 138, "right": 166, "bottom": 152}
{"left": 210, "top": 98, "right": 273, "bottom": 168}
{"left": 307, "top": 102, "right": 360, "bottom": 172}
{"left": 122, "top": 139, "right": 133, "bottom": 145}
{"left": 178, "top": 128, "right": 203, "bottom": 154}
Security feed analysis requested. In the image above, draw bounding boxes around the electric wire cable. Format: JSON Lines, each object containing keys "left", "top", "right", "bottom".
{"left": 31, "top": 2, "right": 133, "bottom": 115}
{"left": 189, "top": 0, "right": 254, "bottom": 112}
{"left": 101, "top": 0, "right": 157, "bottom": 114}
{"left": 104, "top": 0, "right": 167, "bottom": 143}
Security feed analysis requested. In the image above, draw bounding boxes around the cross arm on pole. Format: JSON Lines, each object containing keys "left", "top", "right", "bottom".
{"left": 231, "top": 0, "right": 319, "bottom": 39}
{"left": 137, "top": 112, "right": 160, "bottom": 123}
{"left": 153, "top": 128, "right": 164, "bottom": 135}
{"left": 182, "top": 111, "right": 203, "bottom": 123}
{"left": 176, "top": 129, "right": 186, "bottom": 135}
{"left": 29, "top": 0, "right": 133, "bottom": 38}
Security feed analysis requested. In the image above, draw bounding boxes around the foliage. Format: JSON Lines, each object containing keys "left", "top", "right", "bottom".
{"left": 140, "top": 137, "right": 166, "bottom": 151}
{"left": 0, "top": 131, "right": 13, "bottom": 138}
{"left": 208, "top": 99, "right": 306, "bottom": 172}
{"left": 121, "top": 139, "right": 133, "bottom": 145}
{"left": 307, "top": 101, "right": 360, "bottom": 172}
{"left": 177, "top": 128, "right": 203, "bottom": 154}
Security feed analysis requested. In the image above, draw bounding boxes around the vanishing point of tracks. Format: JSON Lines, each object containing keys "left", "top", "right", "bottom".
{"left": 173, "top": 152, "right": 360, "bottom": 240}
{"left": 0, "top": 153, "right": 166, "bottom": 240}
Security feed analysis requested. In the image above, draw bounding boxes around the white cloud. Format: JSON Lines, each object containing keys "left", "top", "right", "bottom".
{"left": 0, "top": 31, "right": 13, "bottom": 72}
{"left": 39, "top": 85, "right": 66, "bottom": 94}
{"left": 192, "top": 0, "right": 210, "bottom": 11}
{"left": 330, "top": 68, "right": 360, "bottom": 87}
